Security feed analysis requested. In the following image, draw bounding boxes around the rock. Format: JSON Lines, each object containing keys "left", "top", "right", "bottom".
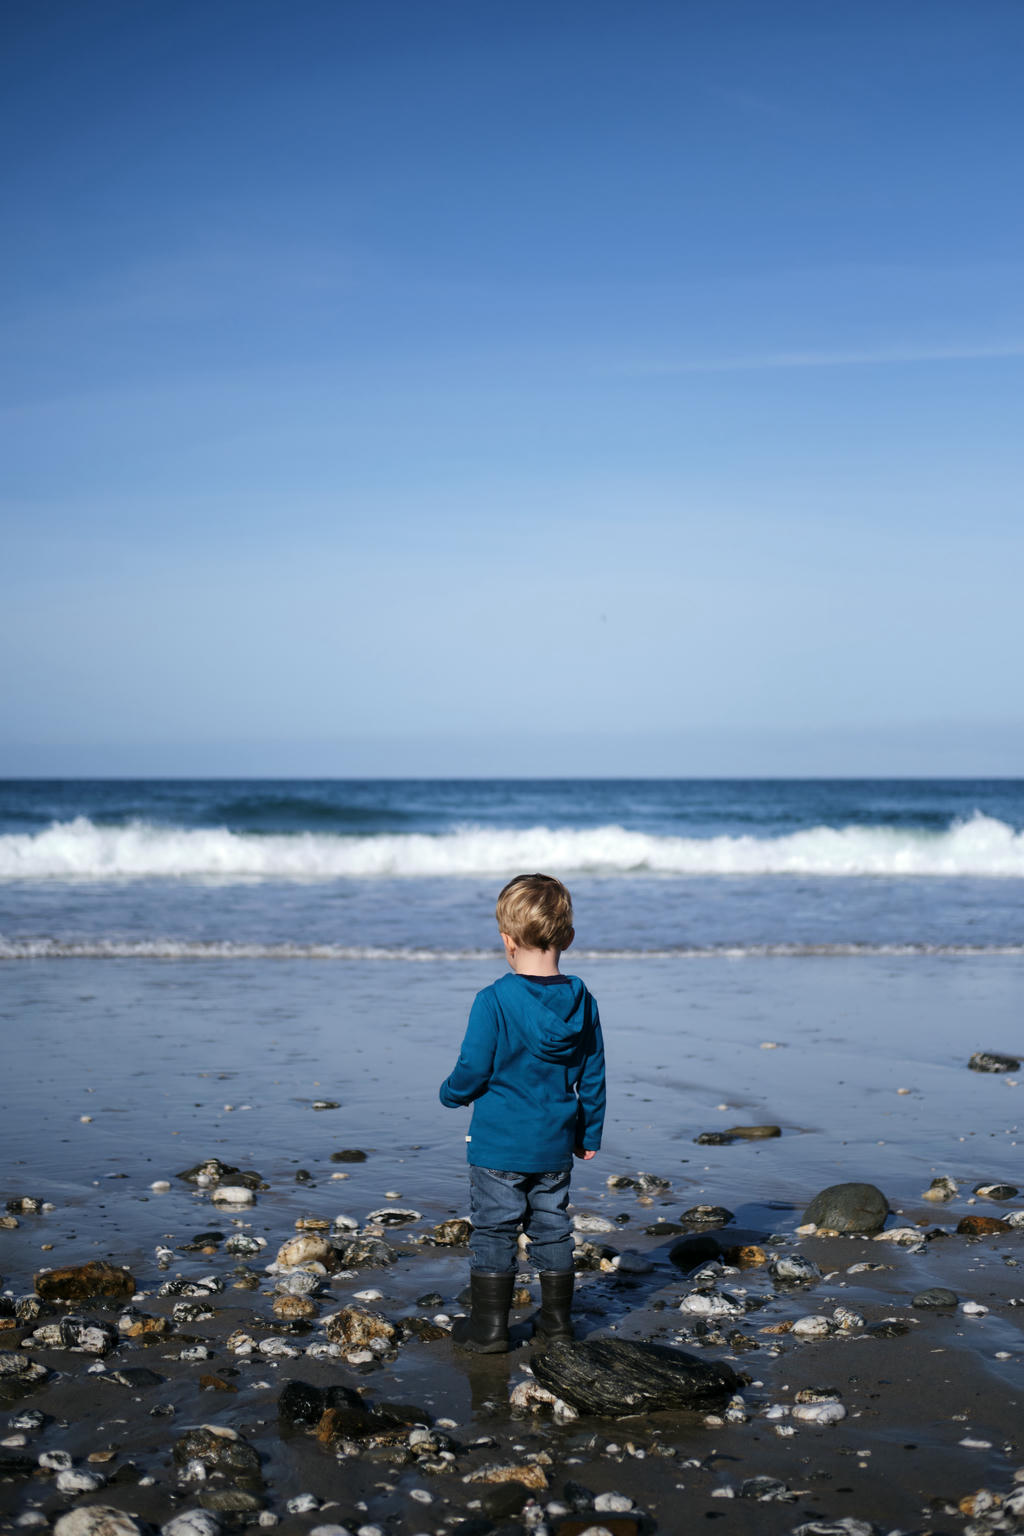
{"left": 922, "top": 1176, "right": 958, "bottom": 1201}
{"left": 198, "top": 1489, "right": 263, "bottom": 1514}
{"left": 274, "top": 1294, "right": 317, "bottom": 1320}
{"left": 769, "top": 1254, "right": 821, "bottom": 1284}
{"left": 55, "top": 1468, "right": 107, "bottom": 1493}
{"left": 679, "top": 1292, "right": 743, "bottom": 1319}
{"left": 463, "top": 1462, "right": 548, "bottom": 1490}
{"left": 211, "top": 1186, "right": 254, "bottom": 1206}
{"left": 275, "top": 1269, "right": 322, "bottom": 1298}
{"left": 59, "top": 1315, "right": 120, "bottom": 1355}
{"left": 792, "top": 1398, "right": 847, "bottom": 1424}
{"left": 223, "top": 1234, "right": 265, "bottom": 1256}
{"left": 957, "top": 1216, "right": 1012, "bottom": 1236}
{"left": 53, "top": 1510, "right": 147, "bottom": 1536}
{"left": 278, "top": 1379, "right": 420, "bottom": 1441}
{"left": 912, "top": 1287, "right": 959, "bottom": 1309}
{"left": 668, "top": 1234, "right": 723, "bottom": 1272}
{"left": 102, "top": 1367, "right": 165, "bottom": 1389}
{"left": 276, "top": 1233, "right": 335, "bottom": 1269}
{"left": 791, "top": 1315, "right": 832, "bottom": 1338}
{"left": 430, "top": 1219, "right": 473, "bottom": 1246}
{"left": 324, "top": 1306, "right": 396, "bottom": 1349}
{"left": 635, "top": 1172, "right": 671, "bottom": 1193}
{"left": 614, "top": 1251, "right": 654, "bottom": 1275}
{"left": 0, "top": 1351, "right": 49, "bottom": 1388}
{"left": 792, "top": 1521, "right": 877, "bottom": 1536}
{"left": 573, "top": 1213, "right": 615, "bottom": 1233}
{"left": 119, "top": 1308, "right": 170, "bottom": 1338}
{"left": 724, "top": 1244, "right": 768, "bottom": 1268}
{"left": 177, "top": 1159, "right": 263, "bottom": 1188}
{"left": 530, "top": 1337, "right": 743, "bottom": 1417}
{"left": 740, "top": 1476, "right": 797, "bottom": 1501}
{"left": 573, "top": 1241, "right": 618, "bottom": 1270}
{"left": 330, "top": 1149, "right": 368, "bottom": 1162}
{"left": 973, "top": 1183, "right": 1019, "bottom": 1200}
{"left": 866, "top": 1318, "right": 910, "bottom": 1338}
{"left": 173, "top": 1425, "right": 261, "bottom": 1483}
{"left": 801, "top": 1182, "right": 888, "bottom": 1235}
{"left": 695, "top": 1132, "right": 735, "bottom": 1146}
{"left": 35, "top": 1261, "right": 136, "bottom": 1302}
{"left": 332, "top": 1235, "right": 396, "bottom": 1268}
{"left": 680, "top": 1205, "right": 734, "bottom": 1227}
{"left": 968, "top": 1051, "right": 1020, "bottom": 1073}
{"left": 161, "top": 1512, "right": 223, "bottom": 1536}
{"left": 726, "top": 1125, "right": 781, "bottom": 1139}
{"left": 365, "top": 1207, "right": 421, "bottom": 1226}
{"left": 595, "top": 1491, "right": 635, "bottom": 1512}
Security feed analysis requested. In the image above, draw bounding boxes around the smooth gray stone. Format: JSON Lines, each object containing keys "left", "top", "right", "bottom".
{"left": 912, "top": 1287, "right": 958, "bottom": 1309}
{"left": 802, "top": 1181, "right": 889, "bottom": 1234}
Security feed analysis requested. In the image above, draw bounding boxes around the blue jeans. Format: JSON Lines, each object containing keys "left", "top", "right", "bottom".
{"left": 468, "top": 1165, "right": 574, "bottom": 1274}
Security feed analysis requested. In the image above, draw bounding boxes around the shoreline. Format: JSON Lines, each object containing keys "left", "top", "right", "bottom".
{"left": 2, "top": 954, "right": 1022, "bottom": 1533}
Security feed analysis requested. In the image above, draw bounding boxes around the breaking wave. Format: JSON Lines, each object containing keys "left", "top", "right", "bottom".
{"left": 0, "top": 812, "right": 1022, "bottom": 881}
{"left": 2, "top": 938, "right": 1023, "bottom": 961}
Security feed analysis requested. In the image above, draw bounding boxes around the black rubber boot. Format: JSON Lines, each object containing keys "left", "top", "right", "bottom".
{"left": 452, "top": 1271, "right": 515, "bottom": 1354}
{"left": 532, "top": 1268, "right": 575, "bottom": 1345}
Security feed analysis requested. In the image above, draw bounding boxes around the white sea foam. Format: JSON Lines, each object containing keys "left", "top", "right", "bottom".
{"left": 1, "top": 939, "right": 1023, "bottom": 962}
{"left": 0, "top": 812, "right": 1022, "bottom": 881}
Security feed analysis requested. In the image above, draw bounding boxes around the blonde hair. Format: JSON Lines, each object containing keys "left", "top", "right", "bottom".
{"left": 495, "top": 873, "right": 574, "bottom": 952}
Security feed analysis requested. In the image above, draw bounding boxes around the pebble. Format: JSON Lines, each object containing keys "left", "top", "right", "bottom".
{"left": 792, "top": 1315, "right": 832, "bottom": 1338}
{"left": 53, "top": 1512, "right": 147, "bottom": 1536}
{"left": 150, "top": 1181, "right": 171, "bottom": 1193}
{"left": 678, "top": 1292, "right": 743, "bottom": 1318}
{"left": 594, "top": 1491, "right": 634, "bottom": 1511}
{"left": 161, "top": 1513, "right": 222, "bottom": 1536}
{"left": 912, "top": 1287, "right": 959, "bottom": 1309}
{"left": 922, "top": 1175, "right": 958, "bottom": 1201}
{"left": 55, "top": 1468, "right": 107, "bottom": 1493}
{"left": 792, "top": 1399, "right": 848, "bottom": 1425}
{"left": 962, "top": 1301, "right": 990, "bottom": 1317}
{"left": 211, "top": 1186, "right": 255, "bottom": 1205}
{"left": 573, "top": 1213, "right": 615, "bottom": 1233}
{"left": 769, "top": 1254, "right": 821, "bottom": 1283}
{"left": 286, "top": 1494, "right": 320, "bottom": 1514}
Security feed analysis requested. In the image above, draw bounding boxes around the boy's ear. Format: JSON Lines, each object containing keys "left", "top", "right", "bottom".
{"left": 564, "top": 926, "right": 575, "bottom": 950}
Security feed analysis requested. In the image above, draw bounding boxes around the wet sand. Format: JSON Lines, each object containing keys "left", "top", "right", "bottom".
{"left": 1, "top": 955, "right": 1022, "bottom": 1533}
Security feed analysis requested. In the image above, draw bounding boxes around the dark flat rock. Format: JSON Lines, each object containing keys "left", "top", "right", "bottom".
{"left": 530, "top": 1336, "right": 742, "bottom": 1417}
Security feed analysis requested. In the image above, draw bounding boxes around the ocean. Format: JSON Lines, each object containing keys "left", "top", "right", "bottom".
{"left": 2, "top": 779, "right": 1023, "bottom": 1527}
{"left": 1, "top": 777, "right": 1022, "bottom": 958}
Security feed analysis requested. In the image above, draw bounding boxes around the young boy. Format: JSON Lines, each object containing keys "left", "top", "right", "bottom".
{"left": 439, "top": 873, "right": 606, "bottom": 1353}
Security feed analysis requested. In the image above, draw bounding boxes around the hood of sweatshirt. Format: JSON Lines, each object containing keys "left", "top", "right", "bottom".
{"left": 497, "top": 973, "right": 592, "bottom": 1062}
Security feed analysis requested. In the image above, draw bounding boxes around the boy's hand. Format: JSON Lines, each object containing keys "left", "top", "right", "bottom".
{"left": 574, "top": 1147, "right": 596, "bottom": 1161}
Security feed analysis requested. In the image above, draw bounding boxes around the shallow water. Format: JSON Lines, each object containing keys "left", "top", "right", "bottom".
{"left": 3, "top": 954, "right": 1023, "bottom": 1532}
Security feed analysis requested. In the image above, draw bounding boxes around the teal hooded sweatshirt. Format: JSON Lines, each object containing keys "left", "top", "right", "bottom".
{"left": 439, "top": 972, "right": 605, "bottom": 1172}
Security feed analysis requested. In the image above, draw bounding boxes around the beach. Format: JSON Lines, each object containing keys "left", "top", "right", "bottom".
{"left": 3, "top": 947, "right": 1023, "bottom": 1534}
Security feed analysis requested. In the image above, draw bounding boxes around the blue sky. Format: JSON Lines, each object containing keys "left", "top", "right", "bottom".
{"left": 2, "top": 0, "right": 1022, "bottom": 776}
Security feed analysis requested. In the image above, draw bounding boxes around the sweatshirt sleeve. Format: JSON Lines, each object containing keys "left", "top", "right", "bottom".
{"left": 574, "top": 999, "right": 606, "bottom": 1150}
{"left": 439, "top": 989, "right": 499, "bottom": 1108}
